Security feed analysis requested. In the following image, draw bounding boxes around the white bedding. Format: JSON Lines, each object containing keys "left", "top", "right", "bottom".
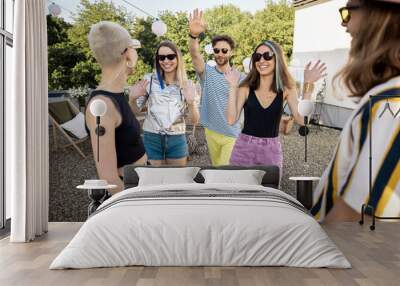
{"left": 50, "top": 183, "right": 351, "bottom": 269}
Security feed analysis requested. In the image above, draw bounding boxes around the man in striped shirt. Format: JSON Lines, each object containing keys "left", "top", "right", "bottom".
{"left": 188, "top": 9, "right": 243, "bottom": 166}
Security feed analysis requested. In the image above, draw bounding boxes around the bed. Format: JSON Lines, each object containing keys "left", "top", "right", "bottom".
{"left": 50, "top": 165, "right": 350, "bottom": 269}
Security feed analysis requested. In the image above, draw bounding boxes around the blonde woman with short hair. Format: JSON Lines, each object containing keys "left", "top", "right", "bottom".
{"left": 86, "top": 21, "right": 147, "bottom": 194}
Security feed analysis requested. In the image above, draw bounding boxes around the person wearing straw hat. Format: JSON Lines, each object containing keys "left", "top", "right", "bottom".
{"left": 310, "top": 0, "right": 400, "bottom": 222}
{"left": 86, "top": 21, "right": 147, "bottom": 194}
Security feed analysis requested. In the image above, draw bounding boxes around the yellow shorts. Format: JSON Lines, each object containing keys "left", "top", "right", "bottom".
{"left": 204, "top": 128, "right": 236, "bottom": 166}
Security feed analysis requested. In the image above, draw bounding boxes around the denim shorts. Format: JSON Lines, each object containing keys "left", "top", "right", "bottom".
{"left": 143, "top": 131, "right": 188, "bottom": 160}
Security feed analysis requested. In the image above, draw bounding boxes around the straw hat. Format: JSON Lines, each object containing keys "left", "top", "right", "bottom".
{"left": 379, "top": 0, "right": 400, "bottom": 3}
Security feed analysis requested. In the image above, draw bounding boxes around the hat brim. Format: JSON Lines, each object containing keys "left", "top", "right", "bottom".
{"left": 77, "top": 184, "right": 118, "bottom": 190}
{"left": 129, "top": 39, "right": 141, "bottom": 49}
{"left": 379, "top": 0, "right": 400, "bottom": 3}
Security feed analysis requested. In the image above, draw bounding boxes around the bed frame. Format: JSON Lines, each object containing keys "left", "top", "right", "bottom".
{"left": 123, "top": 165, "right": 280, "bottom": 190}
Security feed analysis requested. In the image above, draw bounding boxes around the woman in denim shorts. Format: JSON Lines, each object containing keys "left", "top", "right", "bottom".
{"left": 129, "top": 41, "right": 199, "bottom": 166}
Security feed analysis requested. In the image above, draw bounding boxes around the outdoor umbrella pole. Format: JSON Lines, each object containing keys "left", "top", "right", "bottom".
{"left": 304, "top": 116, "right": 308, "bottom": 162}
{"left": 96, "top": 116, "right": 100, "bottom": 162}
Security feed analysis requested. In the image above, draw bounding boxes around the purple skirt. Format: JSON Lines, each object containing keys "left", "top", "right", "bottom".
{"left": 230, "top": 133, "right": 283, "bottom": 172}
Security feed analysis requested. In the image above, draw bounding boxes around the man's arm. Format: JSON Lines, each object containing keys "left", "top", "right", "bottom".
{"left": 188, "top": 9, "right": 206, "bottom": 78}
{"left": 189, "top": 37, "right": 205, "bottom": 78}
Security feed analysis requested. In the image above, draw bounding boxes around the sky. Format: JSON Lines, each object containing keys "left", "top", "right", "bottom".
{"left": 50, "top": 0, "right": 270, "bottom": 22}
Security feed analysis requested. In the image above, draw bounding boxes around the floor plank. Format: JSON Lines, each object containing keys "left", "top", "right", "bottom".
{"left": 0, "top": 221, "right": 399, "bottom": 286}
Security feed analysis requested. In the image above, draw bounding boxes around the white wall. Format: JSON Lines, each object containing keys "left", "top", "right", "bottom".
{"left": 293, "top": 0, "right": 351, "bottom": 52}
{"left": 292, "top": 0, "right": 357, "bottom": 111}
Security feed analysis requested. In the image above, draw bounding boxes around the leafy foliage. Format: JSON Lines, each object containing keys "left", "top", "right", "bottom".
{"left": 47, "top": 0, "right": 294, "bottom": 89}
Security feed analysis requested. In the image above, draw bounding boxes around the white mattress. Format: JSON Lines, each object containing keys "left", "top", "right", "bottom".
{"left": 50, "top": 183, "right": 350, "bottom": 269}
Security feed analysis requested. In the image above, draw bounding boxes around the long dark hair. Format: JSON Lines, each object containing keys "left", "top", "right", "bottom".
{"left": 335, "top": 1, "right": 400, "bottom": 97}
{"left": 239, "top": 40, "right": 295, "bottom": 93}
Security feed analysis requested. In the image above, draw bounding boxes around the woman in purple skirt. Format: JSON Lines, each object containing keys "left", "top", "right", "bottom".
{"left": 225, "top": 40, "right": 326, "bottom": 175}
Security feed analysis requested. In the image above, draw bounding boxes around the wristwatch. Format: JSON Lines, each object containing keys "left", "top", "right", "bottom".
{"left": 189, "top": 32, "right": 205, "bottom": 42}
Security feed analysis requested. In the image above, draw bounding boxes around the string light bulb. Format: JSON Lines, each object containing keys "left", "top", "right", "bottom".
{"left": 242, "top": 57, "right": 251, "bottom": 74}
{"left": 151, "top": 19, "right": 167, "bottom": 37}
{"left": 204, "top": 44, "right": 213, "bottom": 55}
{"left": 48, "top": 2, "right": 62, "bottom": 17}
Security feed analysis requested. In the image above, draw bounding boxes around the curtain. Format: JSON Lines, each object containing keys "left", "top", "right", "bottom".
{"left": 8, "top": 0, "right": 49, "bottom": 242}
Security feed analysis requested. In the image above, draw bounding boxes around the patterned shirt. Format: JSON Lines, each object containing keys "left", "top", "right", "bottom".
{"left": 137, "top": 73, "right": 186, "bottom": 135}
{"left": 311, "top": 76, "right": 400, "bottom": 221}
{"left": 199, "top": 64, "right": 244, "bottom": 138}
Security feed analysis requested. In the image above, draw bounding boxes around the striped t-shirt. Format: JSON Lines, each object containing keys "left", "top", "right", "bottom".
{"left": 199, "top": 64, "right": 243, "bottom": 138}
{"left": 311, "top": 76, "right": 400, "bottom": 221}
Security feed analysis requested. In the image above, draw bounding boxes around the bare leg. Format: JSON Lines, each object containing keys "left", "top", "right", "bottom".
{"left": 134, "top": 154, "right": 148, "bottom": 165}
{"left": 166, "top": 157, "right": 187, "bottom": 166}
{"left": 148, "top": 160, "right": 165, "bottom": 166}
{"left": 324, "top": 197, "right": 361, "bottom": 223}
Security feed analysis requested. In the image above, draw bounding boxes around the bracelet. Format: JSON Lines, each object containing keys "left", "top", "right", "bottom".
{"left": 303, "top": 82, "right": 315, "bottom": 94}
{"left": 189, "top": 32, "right": 205, "bottom": 42}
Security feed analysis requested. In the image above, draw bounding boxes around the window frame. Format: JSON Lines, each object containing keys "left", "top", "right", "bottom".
{"left": 0, "top": 0, "right": 14, "bottom": 232}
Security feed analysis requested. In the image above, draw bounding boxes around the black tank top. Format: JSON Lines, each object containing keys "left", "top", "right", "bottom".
{"left": 242, "top": 88, "right": 283, "bottom": 138}
{"left": 86, "top": 90, "right": 145, "bottom": 168}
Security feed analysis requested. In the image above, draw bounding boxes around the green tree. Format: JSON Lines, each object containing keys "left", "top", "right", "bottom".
{"left": 131, "top": 17, "right": 158, "bottom": 67}
{"left": 253, "top": 0, "right": 295, "bottom": 58}
{"left": 48, "top": 0, "right": 152, "bottom": 89}
{"left": 68, "top": 0, "right": 134, "bottom": 55}
{"left": 48, "top": 42, "right": 86, "bottom": 90}
{"left": 204, "top": 5, "right": 247, "bottom": 36}
{"left": 47, "top": 0, "right": 295, "bottom": 88}
{"left": 47, "top": 15, "right": 72, "bottom": 46}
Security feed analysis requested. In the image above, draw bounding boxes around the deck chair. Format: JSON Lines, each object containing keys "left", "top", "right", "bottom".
{"left": 48, "top": 98, "right": 88, "bottom": 158}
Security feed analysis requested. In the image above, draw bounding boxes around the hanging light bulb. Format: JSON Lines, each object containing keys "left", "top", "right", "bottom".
{"left": 48, "top": 2, "right": 62, "bottom": 17}
{"left": 204, "top": 44, "right": 214, "bottom": 55}
{"left": 242, "top": 57, "right": 251, "bottom": 74}
{"left": 151, "top": 19, "right": 167, "bottom": 37}
{"left": 207, "top": 60, "right": 217, "bottom": 67}
{"left": 298, "top": 99, "right": 315, "bottom": 117}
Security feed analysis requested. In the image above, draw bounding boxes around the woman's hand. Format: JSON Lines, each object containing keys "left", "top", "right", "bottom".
{"left": 189, "top": 9, "right": 206, "bottom": 37}
{"left": 304, "top": 60, "right": 327, "bottom": 83}
{"left": 129, "top": 79, "right": 149, "bottom": 101}
{"left": 224, "top": 69, "right": 241, "bottom": 88}
{"left": 182, "top": 80, "right": 196, "bottom": 105}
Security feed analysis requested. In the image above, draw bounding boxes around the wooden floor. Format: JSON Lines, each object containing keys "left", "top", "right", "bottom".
{"left": 0, "top": 221, "right": 399, "bottom": 286}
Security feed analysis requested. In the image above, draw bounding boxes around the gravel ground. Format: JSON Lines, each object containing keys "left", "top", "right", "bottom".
{"left": 49, "top": 124, "right": 340, "bottom": 222}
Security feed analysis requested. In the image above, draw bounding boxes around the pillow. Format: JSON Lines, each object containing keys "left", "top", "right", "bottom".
{"left": 200, "top": 169, "right": 266, "bottom": 185}
{"left": 60, "top": 112, "right": 88, "bottom": 139}
{"left": 135, "top": 167, "right": 201, "bottom": 186}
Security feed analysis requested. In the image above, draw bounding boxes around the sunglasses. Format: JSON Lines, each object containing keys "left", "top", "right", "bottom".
{"left": 339, "top": 5, "right": 362, "bottom": 24}
{"left": 157, "top": 54, "right": 177, "bottom": 61}
{"left": 252, "top": 51, "right": 275, "bottom": 62}
{"left": 121, "top": 46, "right": 134, "bottom": 55}
{"left": 213, "top": 48, "right": 229, "bottom": 54}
